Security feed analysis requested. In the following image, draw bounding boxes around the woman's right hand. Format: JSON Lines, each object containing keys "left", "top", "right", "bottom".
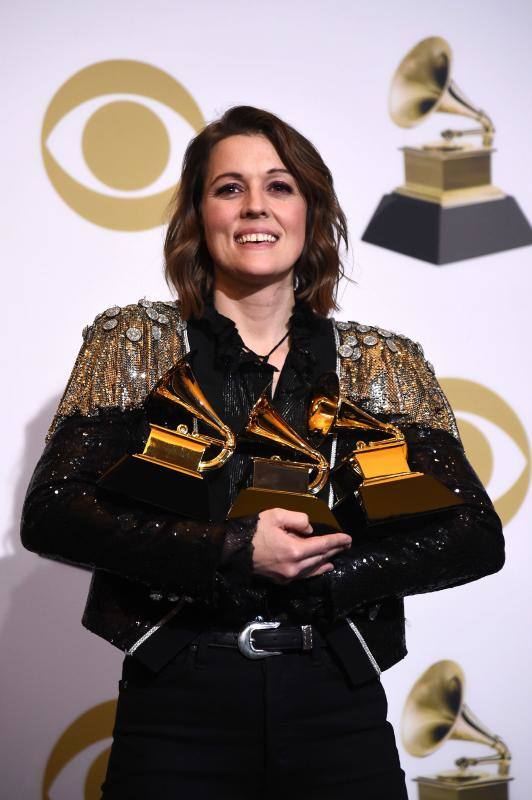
{"left": 252, "top": 508, "right": 352, "bottom": 584}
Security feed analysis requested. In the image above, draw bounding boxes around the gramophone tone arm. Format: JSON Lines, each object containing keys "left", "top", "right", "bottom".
{"left": 455, "top": 750, "right": 512, "bottom": 776}
{"left": 440, "top": 111, "right": 495, "bottom": 147}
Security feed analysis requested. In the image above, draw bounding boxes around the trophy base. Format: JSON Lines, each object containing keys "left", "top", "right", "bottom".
{"left": 334, "top": 472, "right": 464, "bottom": 525}
{"left": 362, "top": 192, "right": 532, "bottom": 264}
{"left": 227, "top": 487, "right": 340, "bottom": 529}
{"left": 414, "top": 773, "right": 512, "bottom": 800}
{"left": 98, "top": 454, "right": 210, "bottom": 520}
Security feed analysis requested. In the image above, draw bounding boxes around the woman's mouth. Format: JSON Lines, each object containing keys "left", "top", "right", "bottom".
{"left": 234, "top": 232, "right": 279, "bottom": 245}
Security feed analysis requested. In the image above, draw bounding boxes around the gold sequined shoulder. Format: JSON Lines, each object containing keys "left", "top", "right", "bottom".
{"left": 334, "top": 319, "right": 460, "bottom": 440}
{"left": 47, "top": 299, "right": 186, "bottom": 439}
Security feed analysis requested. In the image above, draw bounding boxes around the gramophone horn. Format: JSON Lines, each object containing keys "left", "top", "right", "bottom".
{"left": 401, "top": 660, "right": 511, "bottom": 774}
{"left": 308, "top": 371, "right": 401, "bottom": 443}
{"left": 153, "top": 357, "right": 235, "bottom": 471}
{"left": 389, "top": 36, "right": 494, "bottom": 146}
{"left": 245, "top": 390, "right": 329, "bottom": 494}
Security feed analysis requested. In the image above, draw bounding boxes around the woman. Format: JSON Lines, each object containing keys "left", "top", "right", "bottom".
{"left": 21, "top": 106, "right": 505, "bottom": 799}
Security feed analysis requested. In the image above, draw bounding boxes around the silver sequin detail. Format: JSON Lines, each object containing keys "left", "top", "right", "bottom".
{"left": 352, "top": 346, "right": 362, "bottom": 360}
{"left": 356, "top": 324, "right": 371, "bottom": 333}
{"left": 338, "top": 344, "right": 353, "bottom": 358}
{"left": 103, "top": 318, "right": 118, "bottom": 331}
{"left": 363, "top": 334, "right": 378, "bottom": 346}
{"left": 145, "top": 307, "right": 159, "bottom": 321}
{"left": 126, "top": 326, "right": 142, "bottom": 342}
{"left": 157, "top": 313, "right": 169, "bottom": 324}
{"left": 378, "top": 328, "right": 392, "bottom": 337}
{"left": 176, "top": 321, "right": 187, "bottom": 332}
{"left": 336, "top": 321, "right": 351, "bottom": 331}
{"left": 138, "top": 298, "right": 153, "bottom": 308}
{"left": 345, "top": 335, "right": 358, "bottom": 346}
{"left": 416, "top": 342, "right": 425, "bottom": 356}
{"left": 152, "top": 325, "right": 162, "bottom": 341}
{"left": 105, "top": 306, "right": 120, "bottom": 317}
{"left": 162, "top": 300, "right": 177, "bottom": 308}
{"left": 149, "top": 591, "right": 163, "bottom": 601}
{"left": 386, "top": 339, "right": 399, "bottom": 353}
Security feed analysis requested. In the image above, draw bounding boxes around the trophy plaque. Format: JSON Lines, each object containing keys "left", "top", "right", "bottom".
{"left": 362, "top": 36, "right": 532, "bottom": 264}
{"left": 308, "top": 372, "right": 465, "bottom": 525}
{"left": 402, "top": 660, "right": 513, "bottom": 800}
{"left": 227, "top": 390, "right": 340, "bottom": 529}
{"left": 98, "top": 356, "right": 235, "bottom": 519}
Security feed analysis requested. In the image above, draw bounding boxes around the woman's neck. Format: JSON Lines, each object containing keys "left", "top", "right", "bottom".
{"left": 213, "top": 280, "right": 295, "bottom": 356}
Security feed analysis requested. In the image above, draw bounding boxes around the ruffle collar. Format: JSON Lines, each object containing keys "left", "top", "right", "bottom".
{"left": 198, "top": 296, "right": 320, "bottom": 388}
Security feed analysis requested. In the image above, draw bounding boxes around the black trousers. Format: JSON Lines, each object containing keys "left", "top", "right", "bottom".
{"left": 101, "top": 636, "right": 407, "bottom": 799}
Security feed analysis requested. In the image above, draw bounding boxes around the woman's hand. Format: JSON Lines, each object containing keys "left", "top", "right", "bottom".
{"left": 251, "top": 508, "right": 352, "bottom": 584}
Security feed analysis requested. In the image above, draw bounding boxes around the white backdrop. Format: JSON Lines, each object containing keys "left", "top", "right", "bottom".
{"left": 2, "top": 1, "right": 531, "bottom": 797}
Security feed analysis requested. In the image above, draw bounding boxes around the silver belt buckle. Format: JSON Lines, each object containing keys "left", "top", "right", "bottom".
{"left": 237, "top": 619, "right": 281, "bottom": 660}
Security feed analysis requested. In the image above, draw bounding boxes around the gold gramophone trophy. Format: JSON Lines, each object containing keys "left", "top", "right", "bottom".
{"left": 227, "top": 388, "right": 340, "bottom": 528}
{"left": 362, "top": 36, "right": 532, "bottom": 264}
{"left": 308, "top": 372, "right": 464, "bottom": 525}
{"left": 402, "top": 660, "right": 513, "bottom": 799}
{"left": 99, "top": 356, "right": 235, "bottom": 519}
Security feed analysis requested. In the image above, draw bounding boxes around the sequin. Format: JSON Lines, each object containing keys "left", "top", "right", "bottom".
{"left": 138, "top": 299, "right": 153, "bottom": 308}
{"left": 152, "top": 325, "right": 162, "bottom": 341}
{"left": 103, "top": 319, "right": 118, "bottom": 331}
{"left": 352, "top": 347, "right": 362, "bottom": 360}
{"left": 126, "top": 327, "right": 142, "bottom": 342}
{"left": 157, "top": 314, "right": 169, "bottom": 325}
{"left": 378, "top": 328, "right": 392, "bottom": 337}
{"left": 345, "top": 335, "right": 358, "bottom": 346}
{"left": 105, "top": 306, "right": 120, "bottom": 317}
{"left": 145, "top": 308, "right": 159, "bottom": 321}
{"left": 82, "top": 325, "right": 91, "bottom": 340}
{"left": 363, "top": 334, "right": 378, "bottom": 346}
{"left": 338, "top": 344, "right": 354, "bottom": 358}
{"left": 336, "top": 321, "right": 351, "bottom": 331}
{"left": 426, "top": 361, "right": 436, "bottom": 374}
{"left": 356, "top": 324, "right": 371, "bottom": 333}
{"left": 386, "top": 339, "right": 399, "bottom": 353}
{"left": 149, "top": 591, "right": 163, "bottom": 601}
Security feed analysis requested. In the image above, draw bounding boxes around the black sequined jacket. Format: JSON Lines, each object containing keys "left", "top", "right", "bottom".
{"left": 21, "top": 299, "right": 505, "bottom": 680}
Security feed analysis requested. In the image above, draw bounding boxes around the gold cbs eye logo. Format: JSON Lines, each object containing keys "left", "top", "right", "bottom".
{"left": 41, "top": 60, "right": 205, "bottom": 231}
{"left": 440, "top": 378, "right": 530, "bottom": 525}
{"left": 43, "top": 700, "right": 116, "bottom": 799}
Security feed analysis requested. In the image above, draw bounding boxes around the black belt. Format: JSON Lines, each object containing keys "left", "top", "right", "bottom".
{"left": 202, "top": 620, "right": 322, "bottom": 660}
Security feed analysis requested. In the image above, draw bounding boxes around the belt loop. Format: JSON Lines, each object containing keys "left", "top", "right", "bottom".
{"left": 194, "top": 634, "right": 209, "bottom": 670}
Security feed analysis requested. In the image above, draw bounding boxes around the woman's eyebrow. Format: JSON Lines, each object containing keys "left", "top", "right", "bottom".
{"left": 209, "top": 168, "right": 291, "bottom": 187}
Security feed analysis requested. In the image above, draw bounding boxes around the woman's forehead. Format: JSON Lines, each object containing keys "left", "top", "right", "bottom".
{"left": 206, "top": 134, "right": 287, "bottom": 178}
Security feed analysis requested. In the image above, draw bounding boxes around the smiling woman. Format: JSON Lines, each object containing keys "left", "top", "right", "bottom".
{"left": 22, "top": 105, "right": 504, "bottom": 800}
{"left": 164, "top": 105, "right": 348, "bottom": 319}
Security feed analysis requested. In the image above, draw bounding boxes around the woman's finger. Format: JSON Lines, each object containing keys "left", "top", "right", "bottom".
{"left": 300, "top": 562, "right": 334, "bottom": 579}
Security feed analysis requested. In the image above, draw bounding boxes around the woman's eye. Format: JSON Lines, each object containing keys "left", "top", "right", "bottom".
{"left": 269, "top": 181, "right": 293, "bottom": 193}
{"left": 214, "top": 182, "right": 242, "bottom": 196}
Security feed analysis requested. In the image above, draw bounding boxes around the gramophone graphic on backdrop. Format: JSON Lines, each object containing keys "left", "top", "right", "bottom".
{"left": 362, "top": 36, "right": 532, "bottom": 264}
{"left": 402, "top": 660, "right": 512, "bottom": 800}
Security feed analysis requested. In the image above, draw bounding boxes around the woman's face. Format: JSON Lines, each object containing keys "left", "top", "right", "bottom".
{"left": 201, "top": 134, "right": 307, "bottom": 289}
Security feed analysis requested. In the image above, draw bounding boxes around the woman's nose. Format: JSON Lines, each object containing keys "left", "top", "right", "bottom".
{"left": 241, "top": 188, "right": 269, "bottom": 218}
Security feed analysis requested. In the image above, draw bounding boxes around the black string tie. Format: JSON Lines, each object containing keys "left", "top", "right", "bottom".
{"left": 241, "top": 330, "right": 290, "bottom": 363}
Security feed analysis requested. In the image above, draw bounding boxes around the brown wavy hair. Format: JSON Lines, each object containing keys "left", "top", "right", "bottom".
{"left": 164, "top": 105, "right": 348, "bottom": 319}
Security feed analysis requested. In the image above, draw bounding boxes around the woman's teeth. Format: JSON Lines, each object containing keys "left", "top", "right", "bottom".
{"left": 235, "top": 233, "right": 278, "bottom": 243}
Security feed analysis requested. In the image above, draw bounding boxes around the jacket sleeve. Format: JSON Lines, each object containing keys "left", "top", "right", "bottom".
{"left": 20, "top": 306, "right": 257, "bottom": 603}
{"left": 278, "top": 341, "right": 505, "bottom": 623}
{"left": 21, "top": 408, "right": 257, "bottom": 602}
{"left": 323, "top": 424, "right": 505, "bottom": 618}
